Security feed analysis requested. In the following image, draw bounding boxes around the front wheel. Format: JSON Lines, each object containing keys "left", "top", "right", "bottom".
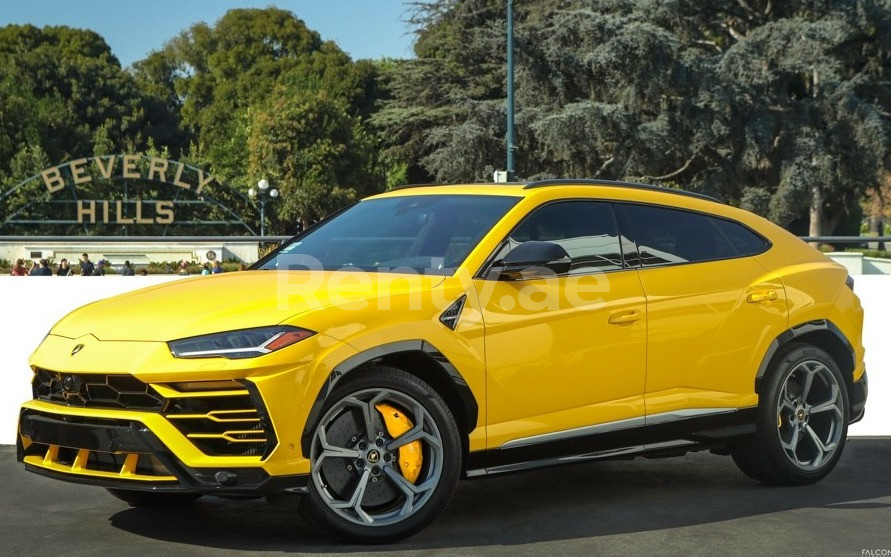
{"left": 732, "top": 343, "right": 849, "bottom": 485}
{"left": 301, "top": 366, "right": 461, "bottom": 543}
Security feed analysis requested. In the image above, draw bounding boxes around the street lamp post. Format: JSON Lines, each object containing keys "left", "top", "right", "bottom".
{"left": 506, "top": 0, "right": 516, "bottom": 182}
{"left": 248, "top": 178, "right": 279, "bottom": 237}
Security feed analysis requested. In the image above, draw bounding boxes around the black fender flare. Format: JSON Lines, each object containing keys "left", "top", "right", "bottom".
{"left": 300, "top": 340, "right": 478, "bottom": 456}
{"left": 754, "top": 319, "right": 855, "bottom": 393}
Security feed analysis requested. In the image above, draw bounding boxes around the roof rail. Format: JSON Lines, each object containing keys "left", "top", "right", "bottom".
{"left": 524, "top": 179, "right": 721, "bottom": 203}
{"left": 387, "top": 183, "right": 451, "bottom": 191}
{"left": 387, "top": 182, "right": 524, "bottom": 191}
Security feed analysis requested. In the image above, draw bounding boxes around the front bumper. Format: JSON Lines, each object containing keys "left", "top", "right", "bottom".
{"left": 17, "top": 408, "right": 308, "bottom": 496}
{"left": 850, "top": 370, "right": 868, "bottom": 424}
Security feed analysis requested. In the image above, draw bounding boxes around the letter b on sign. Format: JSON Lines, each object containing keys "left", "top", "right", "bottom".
{"left": 42, "top": 167, "right": 66, "bottom": 193}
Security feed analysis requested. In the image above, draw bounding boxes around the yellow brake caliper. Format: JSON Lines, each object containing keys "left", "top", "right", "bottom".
{"left": 375, "top": 403, "right": 423, "bottom": 483}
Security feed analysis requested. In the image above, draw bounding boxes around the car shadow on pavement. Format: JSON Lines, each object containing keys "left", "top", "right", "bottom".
{"left": 104, "top": 438, "right": 891, "bottom": 552}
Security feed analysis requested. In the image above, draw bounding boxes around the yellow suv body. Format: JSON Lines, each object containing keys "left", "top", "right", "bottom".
{"left": 17, "top": 180, "right": 867, "bottom": 542}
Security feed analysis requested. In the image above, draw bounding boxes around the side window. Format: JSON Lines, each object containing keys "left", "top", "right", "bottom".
{"left": 713, "top": 218, "right": 770, "bottom": 256}
{"left": 509, "top": 201, "right": 624, "bottom": 273}
{"left": 624, "top": 204, "right": 737, "bottom": 266}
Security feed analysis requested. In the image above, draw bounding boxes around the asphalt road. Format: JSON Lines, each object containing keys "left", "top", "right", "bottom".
{"left": 2, "top": 439, "right": 890, "bottom": 556}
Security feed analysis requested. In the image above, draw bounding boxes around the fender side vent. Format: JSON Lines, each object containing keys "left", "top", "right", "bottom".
{"left": 439, "top": 295, "right": 467, "bottom": 330}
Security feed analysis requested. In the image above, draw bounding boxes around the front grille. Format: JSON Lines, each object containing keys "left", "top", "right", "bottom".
{"left": 32, "top": 370, "right": 274, "bottom": 458}
{"left": 33, "top": 369, "right": 164, "bottom": 411}
{"left": 19, "top": 412, "right": 177, "bottom": 482}
{"left": 23, "top": 443, "right": 177, "bottom": 481}
{"left": 165, "top": 394, "right": 270, "bottom": 457}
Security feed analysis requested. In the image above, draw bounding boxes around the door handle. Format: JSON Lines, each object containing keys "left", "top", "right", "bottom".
{"left": 746, "top": 290, "right": 778, "bottom": 303}
{"left": 608, "top": 310, "right": 642, "bottom": 324}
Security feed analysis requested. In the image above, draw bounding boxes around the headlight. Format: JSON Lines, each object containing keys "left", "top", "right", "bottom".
{"left": 168, "top": 326, "right": 315, "bottom": 359}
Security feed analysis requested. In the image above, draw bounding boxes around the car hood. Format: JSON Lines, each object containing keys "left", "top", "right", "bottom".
{"left": 50, "top": 270, "right": 445, "bottom": 341}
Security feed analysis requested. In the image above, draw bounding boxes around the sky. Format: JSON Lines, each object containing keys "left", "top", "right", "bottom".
{"left": 0, "top": 1, "right": 418, "bottom": 66}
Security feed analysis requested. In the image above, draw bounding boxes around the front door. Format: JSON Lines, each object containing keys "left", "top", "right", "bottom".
{"left": 475, "top": 200, "right": 647, "bottom": 449}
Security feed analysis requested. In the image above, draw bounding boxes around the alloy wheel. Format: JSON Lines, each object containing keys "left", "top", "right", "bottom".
{"left": 309, "top": 387, "right": 445, "bottom": 527}
{"left": 776, "top": 359, "right": 845, "bottom": 471}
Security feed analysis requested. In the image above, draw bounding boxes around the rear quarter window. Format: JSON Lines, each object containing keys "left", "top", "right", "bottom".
{"left": 624, "top": 203, "right": 767, "bottom": 266}
{"left": 712, "top": 217, "right": 770, "bottom": 256}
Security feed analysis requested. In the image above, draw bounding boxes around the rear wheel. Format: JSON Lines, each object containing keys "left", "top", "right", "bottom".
{"left": 732, "top": 343, "right": 849, "bottom": 485}
{"left": 105, "top": 488, "right": 202, "bottom": 507}
{"left": 301, "top": 366, "right": 461, "bottom": 543}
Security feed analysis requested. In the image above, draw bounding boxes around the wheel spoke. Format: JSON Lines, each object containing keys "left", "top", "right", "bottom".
{"left": 385, "top": 467, "right": 418, "bottom": 519}
{"left": 801, "top": 362, "right": 827, "bottom": 404}
{"left": 330, "top": 467, "right": 374, "bottom": 524}
{"left": 387, "top": 423, "right": 441, "bottom": 451}
{"left": 780, "top": 424, "right": 800, "bottom": 454}
{"left": 778, "top": 382, "right": 795, "bottom": 412}
{"left": 780, "top": 381, "right": 791, "bottom": 403}
{"left": 810, "top": 385, "right": 842, "bottom": 419}
{"left": 804, "top": 424, "right": 834, "bottom": 467}
{"left": 778, "top": 397, "right": 795, "bottom": 414}
{"left": 360, "top": 398, "right": 377, "bottom": 442}
{"left": 343, "top": 394, "right": 385, "bottom": 442}
{"left": 312, "top": 427, "right": 361, "bottom": 473}
{"left": 383, "top": 464, "right": 439, "bottom": 519}
{"left": 384, "top": 464, "right": 438, "bottom": 497}
{"left": 800, "top": 364, "right": 817, "bottom": 402}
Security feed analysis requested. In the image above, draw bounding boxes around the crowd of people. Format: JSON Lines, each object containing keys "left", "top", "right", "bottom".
{"left": 179, "top": 259, "right": 226, "bottom": 276}
{"left": 8, "top": 253, "right": 229, "bottom": 276}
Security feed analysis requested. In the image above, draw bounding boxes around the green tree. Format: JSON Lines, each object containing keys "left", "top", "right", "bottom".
{"left": 0, "top": 144, "right": 52, "bottom": 231}
{"left": 0, "top": 24, "right": 182, "bottom": 234}
{"left": 376, "top": 0, "right": 891, "bottom": 235}
{"left": 0, "top": 24, "right": 181, "bottom": 170}
{"left": 373, "top": 0, "right": 506, "bottom": 182}
{"left": 139, "top": 8, "right": 376, "bottom": 181}
{"left": 134, "top": 8, "right": 388, "bottom": 230}
{"left": 247, "top": 87, "right": 384, "bottom": 232}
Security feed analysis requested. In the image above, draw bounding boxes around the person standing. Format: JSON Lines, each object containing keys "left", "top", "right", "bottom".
{"left": 57, "top": 259, "right": 73, "bottom": 276}
{"left": 30, "top": 259, "right": 52, "bottom": 276}
{"left": 212, "top": 260, "right": 223, "bottom": 274}
{"left": 95, "top": 259, "right": 106, "bottom": 276}
{"left": 79, "top": 253, "right": 95, "bottom": 276}
{"left": 10, "top": 259, "right": 28, "bottom": 276}
{"left": 121, "top": 261, "right": 135, "bottom": 276}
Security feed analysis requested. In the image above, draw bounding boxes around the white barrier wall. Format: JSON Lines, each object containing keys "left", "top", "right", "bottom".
{"left": 0, "top": 275, "right": 886, "bottom": 445}
{"left": 1, "top": 276, "right": 185, "bottom": 445}
{"left": 846, "top": 275, "right": 887, "bottom": 437}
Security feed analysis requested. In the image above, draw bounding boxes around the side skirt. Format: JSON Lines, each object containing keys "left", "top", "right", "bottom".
{"left": 465, "top": 408, "right": 756, "bottom": 477}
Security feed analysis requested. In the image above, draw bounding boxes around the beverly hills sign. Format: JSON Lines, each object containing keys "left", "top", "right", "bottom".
{"left": 39, "top": 155, "right": 217, "bottom": 225}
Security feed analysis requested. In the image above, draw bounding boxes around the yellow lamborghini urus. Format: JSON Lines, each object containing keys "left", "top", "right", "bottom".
{"left": 18, "top": 180, "right": 867, "bottom": 543}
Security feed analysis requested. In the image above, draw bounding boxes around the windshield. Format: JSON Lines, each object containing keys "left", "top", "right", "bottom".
{"left": 257, "top": 194, "right": 519, "bottom": 275}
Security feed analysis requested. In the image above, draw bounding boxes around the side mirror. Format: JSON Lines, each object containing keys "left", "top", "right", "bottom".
{"left": 494, "top": 241, "right": 571, "bottom": 280}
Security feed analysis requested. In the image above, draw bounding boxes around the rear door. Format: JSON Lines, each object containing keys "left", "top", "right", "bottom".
{"left": 621, "top": 203, "right": 788, "bottom": 419}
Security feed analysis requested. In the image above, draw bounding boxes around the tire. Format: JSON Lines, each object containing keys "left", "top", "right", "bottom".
{"left": 731, "top": 343, "right": 849, "bottom": 485}
{"left": 105, "top": 488, "right": 202, "bottom": 507}
{"left": 301, "top": 366, "right": 461, "bottom": 543}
